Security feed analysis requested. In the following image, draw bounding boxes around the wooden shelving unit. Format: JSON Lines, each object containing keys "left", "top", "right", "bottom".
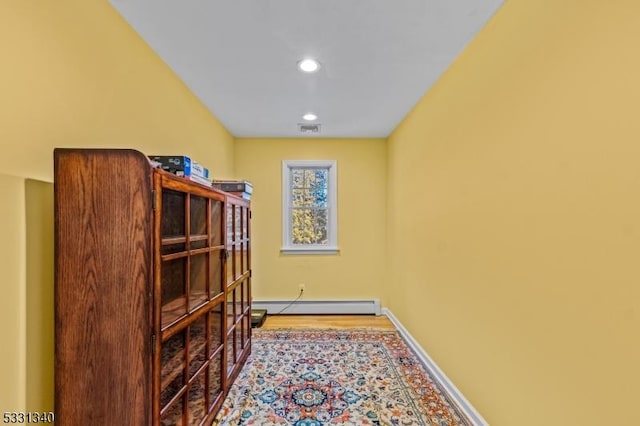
{"left": 54, "top": 148, "right": 251, "bottom": 425}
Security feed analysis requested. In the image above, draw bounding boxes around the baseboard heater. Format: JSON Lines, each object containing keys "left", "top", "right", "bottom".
{"left": 251, "top": 299, "right": 381, "bottom": 315}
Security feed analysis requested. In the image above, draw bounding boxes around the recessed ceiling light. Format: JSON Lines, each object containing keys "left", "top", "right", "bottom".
{"left": 297, "top": 58, "right": 320, "bottom": 73}
{"left": 302, "top": 113, "right": 318, "bottom": 121}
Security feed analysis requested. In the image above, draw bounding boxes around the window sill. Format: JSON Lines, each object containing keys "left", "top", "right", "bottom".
{"left": 280, "top": 247, "right": 340, "bottom": 255}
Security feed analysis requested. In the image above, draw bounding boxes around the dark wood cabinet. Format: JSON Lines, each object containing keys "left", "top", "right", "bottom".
{"left": 54, "top": 149, "right": 251, "bottom": 425}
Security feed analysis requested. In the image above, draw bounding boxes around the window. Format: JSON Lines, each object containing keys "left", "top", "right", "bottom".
{"left": 282, "top": 160, "right": 338, "bottom": 253}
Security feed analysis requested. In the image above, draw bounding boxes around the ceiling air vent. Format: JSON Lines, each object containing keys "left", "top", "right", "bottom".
{"left": 298, "top": 123, "right": 321, "bottom": 134}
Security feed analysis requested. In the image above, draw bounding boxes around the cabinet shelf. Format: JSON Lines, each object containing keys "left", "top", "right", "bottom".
{"left": 189, "top": 246, "right": 211, "bottom": 256}
{"left": 161, "top": 294, "right": 224, "bottom": 336}
{"left": 162, "top": 236, "right": 187, "bottom": 245}
{"left": 160, "top": 245, "right": 226, "bottom": 262}
{"left": 162, "top": 296, "right": 188, "bottom": 327}
{"left": 161, "top": 251, "right": 189, "bottom": 262}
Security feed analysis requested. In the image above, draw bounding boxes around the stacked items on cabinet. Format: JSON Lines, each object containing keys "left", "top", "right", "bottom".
{"left": 148, "top": 155, "right": 212, "bottom": 186}
{"left": 212, "top": 180, "right": 253, "bottom": 200}
{"left": 148, "top": 156, "right": 254, "bottom": 201}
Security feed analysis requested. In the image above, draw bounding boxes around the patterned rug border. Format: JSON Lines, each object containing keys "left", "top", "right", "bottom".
{"left": 217, "top": 327, "right": 473, "bottom": 425}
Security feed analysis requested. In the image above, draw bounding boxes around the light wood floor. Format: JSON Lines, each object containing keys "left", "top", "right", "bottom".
{"left": 260, "top": 314, "right": 395, "bottom": 330}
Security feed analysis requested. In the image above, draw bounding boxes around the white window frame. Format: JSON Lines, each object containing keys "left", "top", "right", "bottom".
{"left": 281, "top": 160, "right": 338, "bottom": 254}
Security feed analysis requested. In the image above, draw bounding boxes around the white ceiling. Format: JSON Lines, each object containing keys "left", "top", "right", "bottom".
{"left": 109, "top": 0, "right": 503, "bottom": 138}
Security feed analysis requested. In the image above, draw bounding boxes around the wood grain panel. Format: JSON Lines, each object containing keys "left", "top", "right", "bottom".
{"left": 54, "top": 149, "right": 153, "bottom": 425}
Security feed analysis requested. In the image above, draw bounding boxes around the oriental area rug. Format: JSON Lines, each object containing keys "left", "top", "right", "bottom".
{"left": 214, "top": 329, "right": 472, "bottom": 426}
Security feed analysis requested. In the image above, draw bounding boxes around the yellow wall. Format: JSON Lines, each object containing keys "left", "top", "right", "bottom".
{"left": 387, "top": 1, "right": 640, "bottom": 425}
{"left": 25, "top": 180, "right": 54, "bottom": 411}
{"left": 0, "top": 0, "right": 234, "bottom": 180}
{"left": 235, "top": 138, "right": 387, "bottom": 302}
{"left": 0, "top": 175, "right": 27, "bottom": 411}
{"left": 0, "top": 0, "right": 235, "bottom": 411}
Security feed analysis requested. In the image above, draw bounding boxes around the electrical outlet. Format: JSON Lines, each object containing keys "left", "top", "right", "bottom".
{"left": 298, "top": 283, "right": 305, "bottom": 292}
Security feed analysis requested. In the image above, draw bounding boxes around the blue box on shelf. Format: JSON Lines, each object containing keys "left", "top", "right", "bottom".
{"left": 149, "top": 155, "right": 191, "bottom": 177}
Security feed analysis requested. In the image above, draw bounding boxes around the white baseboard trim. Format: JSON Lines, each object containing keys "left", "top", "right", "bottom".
{"left": 252, "top": 299, "right": 381, "bottom": 315}
{"left": 382, "top": 308, "right": 489, "bottom": 426}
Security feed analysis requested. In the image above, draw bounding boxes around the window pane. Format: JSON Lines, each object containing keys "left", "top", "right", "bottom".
{"left": 311, "top": 187, "right": 328, "bottom": 208}
{"left": 292, "top": 208, "right": 328, "bottom": 244}
{"left": 309, "top": 169, "right": 327, "bottom": 191}
{"left": 292, "top": 188, "right": 315, "bottom": 208}
{"left": 291, "top": 188, "right": 305, "bottom": 207}
{"left": 310, "top": 170, "right": 328, "bottom": 207}
{"left": 291, "top": 169, "right": 305, "bottom": 188}
{"left": 313, "top": 209, "right": 328, "bottom": 244}
{"left": 291, "top": 209, "right": 309, "bottom": 244}
{"left": 303, "top": 169, "right": 314, "bottom": 187}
